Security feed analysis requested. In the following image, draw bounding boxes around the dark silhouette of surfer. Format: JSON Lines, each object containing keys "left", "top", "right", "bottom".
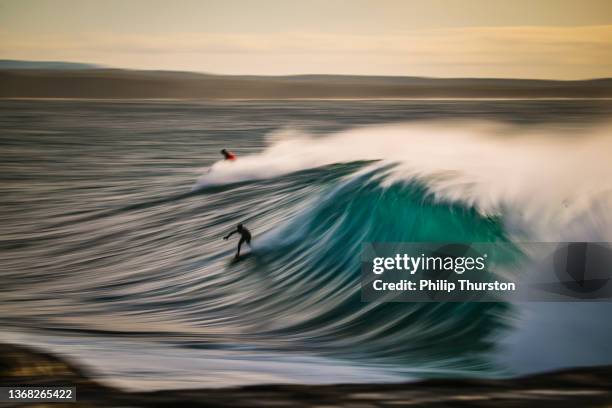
{"left": 221, "top": 149, "right": 236, "bottom": 161}
{"left": 224, "top": 223, "right": 251, "bottom": 259}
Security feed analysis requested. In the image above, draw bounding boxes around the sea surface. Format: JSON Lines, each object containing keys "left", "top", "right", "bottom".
{"left": 1, "top": 99, "right": 612, "bottom": 390}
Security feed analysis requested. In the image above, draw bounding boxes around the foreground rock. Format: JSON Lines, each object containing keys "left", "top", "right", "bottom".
{"left": 1, "top": 342, "right": 611, "bottom": 407}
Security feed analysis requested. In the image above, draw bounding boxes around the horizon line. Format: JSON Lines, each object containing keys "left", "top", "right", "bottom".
{"left": 2, "top": 59, "right": 612, "bottom": 82}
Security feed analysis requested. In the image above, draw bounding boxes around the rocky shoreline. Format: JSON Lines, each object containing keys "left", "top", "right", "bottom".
{"left": 1, "top": 342, "right": 611, "bottom": 407}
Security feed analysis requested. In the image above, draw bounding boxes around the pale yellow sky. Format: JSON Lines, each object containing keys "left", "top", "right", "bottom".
{"left": 1, "top": 0, "right": 612, "bottom": 79}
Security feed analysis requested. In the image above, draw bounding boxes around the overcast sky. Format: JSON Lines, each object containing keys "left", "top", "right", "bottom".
{"left": 2, "top": 0, "right": 612, "bottom": 79}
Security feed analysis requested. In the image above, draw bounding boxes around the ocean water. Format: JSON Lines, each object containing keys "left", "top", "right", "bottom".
{"left": 1, "top": 99, "right": 612, "bottom": 390}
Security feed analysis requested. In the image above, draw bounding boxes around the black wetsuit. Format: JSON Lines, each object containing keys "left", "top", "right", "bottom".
{"left": 225, "top": 226, "right": 251, "bottom": 257}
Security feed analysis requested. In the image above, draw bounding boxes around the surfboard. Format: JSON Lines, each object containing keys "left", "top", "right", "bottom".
{"left": 230, "top": 252, "right": 252, "bottom": 264}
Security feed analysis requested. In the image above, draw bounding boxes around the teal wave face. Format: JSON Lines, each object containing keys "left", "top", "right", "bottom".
{"left": 220, "top": 166, "right": 514, "bottom": 374}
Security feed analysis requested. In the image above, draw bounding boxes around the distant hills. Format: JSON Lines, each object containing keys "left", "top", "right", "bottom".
{"left": 1, "top": 60, "right": 611, "bottom": 99}
{"left": 0, "top": 59, "right": 101, "bottom": 70}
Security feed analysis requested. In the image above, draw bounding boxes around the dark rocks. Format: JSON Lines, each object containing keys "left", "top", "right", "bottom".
{"left": 1, "top": 342, "right": 611, "bottom": 407}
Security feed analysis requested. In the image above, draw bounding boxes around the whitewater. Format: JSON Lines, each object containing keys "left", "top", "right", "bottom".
{"left": 197, "top": 121, "right": 612, "bottom": 243}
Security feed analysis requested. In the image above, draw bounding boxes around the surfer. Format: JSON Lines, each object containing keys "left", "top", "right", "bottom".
{"left": 223, "top": 223, "right": 251, "bottom": 259}
{"left": 221, "top": 149, "right": 236, "bottom": 161}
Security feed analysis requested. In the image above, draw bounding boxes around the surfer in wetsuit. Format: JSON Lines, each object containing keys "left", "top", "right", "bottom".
{"left": 224, "top": 223, "right": 251, "bottom": 259}
{"left": 221, "top": 149, "right": 236, "bottom": 161}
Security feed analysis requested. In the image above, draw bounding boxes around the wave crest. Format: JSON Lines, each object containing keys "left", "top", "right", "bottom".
{"left": 196, "top": 121, "right": 612, "bottom": 242}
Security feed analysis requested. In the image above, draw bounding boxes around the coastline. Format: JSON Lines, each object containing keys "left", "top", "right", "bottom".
{"left": 2, "top": 69, "right": 611, "bottom": 100}
{"left": 2, "top": 342, "right": 611, "bottom": 407}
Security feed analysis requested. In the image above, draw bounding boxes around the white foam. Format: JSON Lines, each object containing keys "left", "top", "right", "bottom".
{"left": 195, "top": 121, "right": 612, "bottom": 241}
